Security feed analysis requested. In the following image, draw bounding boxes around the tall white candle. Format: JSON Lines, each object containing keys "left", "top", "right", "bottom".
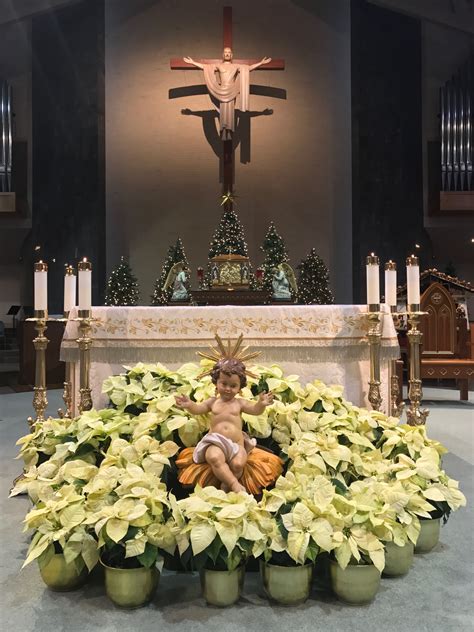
{"left": 78, "top": 258, "right": 92, "bottom": 311}
{"left": 406, "top": 255, "right": 420, "bottom": 307}
{"left": 34, "top": 261, "right": 48, "bottom": 311}
{"left": 366, "top": 253, "right": 380, "bottom": 305}
{"left": 64, "top": 265, "right": 76, "bottom": 313}
{"left": 384, "top": 261, "right": 397, "bottom": 307}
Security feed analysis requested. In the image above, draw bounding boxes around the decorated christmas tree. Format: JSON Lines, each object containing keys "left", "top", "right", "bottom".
{"left": 260, "top": 222, "right": 290, "bottom": 292}
{"left": 151, "top": 238, "right": 190, "bottom": 305}
{"left": 297, "top": 248, "right": 334, "bottom": 304}
{"left": 104, "top": 256, "right": 140, "bottom": 306}
{"left": 208, "top": 207, "right": 249, "bottom": 257}
{"left": 201, "top": 202, "right": 256, "bottom": 289}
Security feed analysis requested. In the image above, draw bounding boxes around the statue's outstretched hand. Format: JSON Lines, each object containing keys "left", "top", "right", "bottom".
{"left": 183, "top": 56, "right": 194, "bottom": 65}
{"left": 175, "top": 394, "right": 191, "bottom": 409}
{"left": 259, "top": 391, "right": 274, "bottom": 407}
{"left": 261, "top": 57, "right": 272, "bottom": 65}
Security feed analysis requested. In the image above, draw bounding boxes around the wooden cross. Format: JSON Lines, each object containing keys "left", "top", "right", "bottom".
{"left": 170, "top": 6, "right": 285, "bottom": 207}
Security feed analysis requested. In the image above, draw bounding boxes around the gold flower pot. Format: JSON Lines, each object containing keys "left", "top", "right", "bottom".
{"left": 260, "top": 561, "right": 313, "bottom": 605}
{"left": 200, "top": 565, "right": 245, "bottom": 607}
{"left": 39, "top": 554, "right": 88, "bottom": 592}
{"left": 330, "top": 560, "right": 380, "bottom": 605}
{"left": 383, "top": 541, "right": 414, "bottom": 577}
{"left": 101, "top": 560, "right": 159, "bottom": 608}
{"left": 415, "top": 518, "right": 441, "bottom": 553}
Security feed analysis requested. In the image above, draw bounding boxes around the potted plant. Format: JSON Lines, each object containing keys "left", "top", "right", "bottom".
{"left": 259, "top": 472, "right": 335, "bottom": 605}
{"left": 328, "top": 480, "right": 390, "bottom": 605}
{"left": 21, "top": 482, "right": 99, "bottom": 591}
{"left": 176, "top": 485, "right": 269, "bottom": 607}
{"left": 85, "top": 442, "right": 178, "bottom": 608}
{"left": 367, "top": 478, "right": 429, "bottom": 576}
{"left": 385, "top": 446, "right": 466, "bottom": 553}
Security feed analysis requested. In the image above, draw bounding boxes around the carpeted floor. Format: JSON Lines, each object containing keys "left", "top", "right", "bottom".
{"left": 0, "top": 388, "right": 473, "bottom": 632}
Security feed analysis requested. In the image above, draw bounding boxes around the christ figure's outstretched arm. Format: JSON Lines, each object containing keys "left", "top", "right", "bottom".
{"left": 183, "top": 56, "right": 205, "bottom": 70}
{"left": 249, "top": 56, "right": 272, "bottom": 71}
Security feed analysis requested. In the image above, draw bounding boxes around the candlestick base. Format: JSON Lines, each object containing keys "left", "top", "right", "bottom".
{"left": 31, "top": 386, "right": 48, "bottom": 425}
{"left": 368, "top": 380, "right": 382, "bottom": 411}
{"left": 58, "top": 382, "right": 73, "bottom": 418}
{"left": 79, "top": 388, "right": 93, "bottom": 413}
{"left": 390, "top": 368, "right": 405, "bottom": 418}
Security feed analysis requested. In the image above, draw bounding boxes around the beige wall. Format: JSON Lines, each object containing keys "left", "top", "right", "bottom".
{"left": 105, "top": 0, "right": 352, "bottom": 302}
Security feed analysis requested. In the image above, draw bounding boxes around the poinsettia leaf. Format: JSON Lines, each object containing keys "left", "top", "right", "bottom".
{"left": 137, "top": 543, "right": 158, "bottom": 568}
{"left": 190, "top": 523, "right": 217, "bottom": 556}
{"left": 106, "top": 518, "right": 129, "bottom": 543}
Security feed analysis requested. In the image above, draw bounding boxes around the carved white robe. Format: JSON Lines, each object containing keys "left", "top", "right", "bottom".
{"left": 202, "top": 62, "right": 250, "bottom": 135}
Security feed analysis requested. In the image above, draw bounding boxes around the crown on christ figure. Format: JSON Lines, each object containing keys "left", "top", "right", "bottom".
{"left": 197, "top": 333, "right": 261, "bottom": 379}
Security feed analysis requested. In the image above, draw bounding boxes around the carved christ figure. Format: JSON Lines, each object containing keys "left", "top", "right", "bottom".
{"left": 184, "top": 47, "right": 271, "bottom": 139}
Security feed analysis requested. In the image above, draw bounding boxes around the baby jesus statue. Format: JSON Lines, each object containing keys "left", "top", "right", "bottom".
{"left": 175, "top": 344, "right": 273, "bottom": 493}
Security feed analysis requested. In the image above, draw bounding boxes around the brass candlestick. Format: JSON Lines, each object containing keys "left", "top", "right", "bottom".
{"left": 58, "top": 360, "right": 73, "bottom": 419}
{"left": 77, "top": 309, "right": 93, "bottom": 413}
{"left": 389, "top": 306, "right": 405, "bottom": 418}
{"left": 28, "top": 310, "right": 49, "bottom": 427}
{"left": 57, "top": 305, "right": 74, "bottom": 419}
{"left": 406, "top": 306, "right": 429, "bottom": 426}
{"left": 367, "top": 306, "right": 383, "bottom": 411}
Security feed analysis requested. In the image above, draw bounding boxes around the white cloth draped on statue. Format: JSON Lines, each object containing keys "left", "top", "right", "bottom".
{"left": 61, "top": 304, "right": 399, "bottom": 413}
{"left": 203, "top": 63, "right": 250, "bottom": 133}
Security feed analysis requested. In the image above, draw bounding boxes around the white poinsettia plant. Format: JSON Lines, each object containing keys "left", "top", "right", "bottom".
{"left": 384, "top": 446, "right": 466, "bottom": 520}
{"left": 175, "top": 485, "right": 270, "bottom": 571}
{"left": 15, "top": 408, "right": 134, "bottom": 473}
{"left": 22, "top": 483, "right": 99, "bottom": 574}
{"left": 83, "top": 436, "right": 179, "bottom": 569}
{"left": 259, "top": 472, "right": 337, "bottom": 566}
{"left": 12, "top": 359, "right": 467, "bottom": 576}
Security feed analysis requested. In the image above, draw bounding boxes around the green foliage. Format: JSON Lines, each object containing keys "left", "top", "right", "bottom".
{"left": 151, "top": 238, "right": 189, "bottom": 305}
{"left": 297, "top": 248, "right": 334, "bottom": 305}
{"left": 104, "top": 257, "right": 140, "bottom": 306}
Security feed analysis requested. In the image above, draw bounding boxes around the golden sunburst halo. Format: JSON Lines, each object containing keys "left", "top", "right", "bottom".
{"left": 197, "top": 333, "right": 260, "bottom": 379}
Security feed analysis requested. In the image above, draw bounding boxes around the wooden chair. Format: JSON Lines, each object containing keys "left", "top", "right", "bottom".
{"left": 420, "top": 282, "right": 473, "bottom": 400}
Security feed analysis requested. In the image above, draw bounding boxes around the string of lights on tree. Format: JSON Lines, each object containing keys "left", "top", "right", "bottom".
{"left": 151, "top": 238, "right": 189, "bottom": 305}
{"left": 208, "top": 206, "right": 249, "bottom": 258}
{"left": 202, "top": 202, "right": 256, "bottom": 289}
{"left": 104, "top": 256, "right": 140, "bottom": 306}
{"left": 260, "top": 222, "right": 290, "bottom": 293}
{"left": 297, "top": 248, "right": 334, "bottom": 304}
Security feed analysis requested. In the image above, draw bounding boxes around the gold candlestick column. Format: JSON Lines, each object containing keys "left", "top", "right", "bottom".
{"left": 406, "top": 308, "right": 429, "bottom": 425}
{"left": 390, "top": 306, "right": 405, "bottom": 418}
{"left": 29, "top": 310, "right": 49, "bottom": 427}
{"left": 77, "top": 310, "right": 93, "bottom": 413}
{"left": 367, "top": 307, "right": 382, "bottom": 411}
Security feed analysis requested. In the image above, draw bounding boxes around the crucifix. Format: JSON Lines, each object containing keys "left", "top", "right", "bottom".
{"left": 170, "top": 6, "right": 285, "bottom": 208}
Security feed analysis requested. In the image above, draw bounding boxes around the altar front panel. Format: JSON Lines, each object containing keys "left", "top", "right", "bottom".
{"left": 61, "top": 305, "right": 400, "bottom": 413}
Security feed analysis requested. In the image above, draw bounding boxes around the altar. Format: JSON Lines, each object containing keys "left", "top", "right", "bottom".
{"left": 60, "top": 304, "right": 399, "bottom": 413}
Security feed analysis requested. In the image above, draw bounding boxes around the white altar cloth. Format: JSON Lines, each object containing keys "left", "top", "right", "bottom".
{"left": 61, "top": 305, "right": 399, "bottom": 413}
